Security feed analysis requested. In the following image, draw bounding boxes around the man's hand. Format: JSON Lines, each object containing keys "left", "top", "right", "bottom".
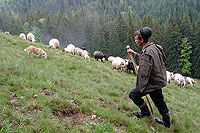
{"left": 127, "top": 49, "right": 136, "bottom": 56}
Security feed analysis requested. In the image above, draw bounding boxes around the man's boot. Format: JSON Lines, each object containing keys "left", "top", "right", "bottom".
{"left": 155, "top": 112, "right": 171, "bottom": 128}
{"left": 133, "top": 102, "right": 151, "bottom": 118}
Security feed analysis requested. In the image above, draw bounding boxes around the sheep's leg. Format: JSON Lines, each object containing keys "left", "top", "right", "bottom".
{"left": 30, "top": 52, "right": 33, "bottom": 57}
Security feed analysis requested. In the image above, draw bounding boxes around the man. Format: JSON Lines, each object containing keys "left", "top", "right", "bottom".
{"left": 127, "top": 27, "right": 170, "bottom": 128}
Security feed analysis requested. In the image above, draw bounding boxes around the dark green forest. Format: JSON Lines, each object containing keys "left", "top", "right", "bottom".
{"left": 0, "top": 0, "right": 200, "bottom": 79}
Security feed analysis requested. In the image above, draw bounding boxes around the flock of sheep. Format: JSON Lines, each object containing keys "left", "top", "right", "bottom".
{"left": 17, "top": 32, "right": 198, "bottom": 88}
{"left": 107, "top": 56, "right": 198, "bottom": 87}
{"left": 166, "top": 72, "right": 197, "bottom": 88}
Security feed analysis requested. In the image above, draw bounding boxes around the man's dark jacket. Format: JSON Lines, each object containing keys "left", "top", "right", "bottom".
{"left": 135, "top": 43, "right": 167, "bottom": 93}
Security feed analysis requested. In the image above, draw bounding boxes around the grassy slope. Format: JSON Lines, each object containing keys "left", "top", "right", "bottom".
{"left": 0, "top": 32, "right": 199, "bottom": 132}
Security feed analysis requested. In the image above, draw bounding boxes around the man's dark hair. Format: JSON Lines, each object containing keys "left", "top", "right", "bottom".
{"left": 140, "top": 27, "right": 153, "bottom": 42}
{"left": 134, "top": 30, "right": 143, "bottom": 40}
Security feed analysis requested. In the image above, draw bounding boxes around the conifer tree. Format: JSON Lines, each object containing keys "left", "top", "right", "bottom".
{"left": 124, "top": 8, "right": 139, "bottom": 60}
{"left": 180, "top": 37, "right": 192, "bottom": 75}
{"left": 1, "top": 7, "right": 10, "bottom": 31}
{"left": 116, "top": 10, "right": 127, "bottom": 58}
{"left": 23, "top": 22, "right": 33, "bottom": 35}
{"left": 164, "top": 15, "right": 182, "bottom": 73}
{"left": 99, "top": 15, "right": 110, "bottom": 54}
{"left": 56, "top": 8, "right": 67, "bottom": 42}
{"left": 43, "top": 11, "right": 54, "bottom": 43}
{"left": 191, "top": 18, "right": 200, "bottom": 78}
{"left": 181, "top": 12, "right": 193, "bottom": 40}
{"left": 108, "top": 21, "right": 121, "bottom": 57}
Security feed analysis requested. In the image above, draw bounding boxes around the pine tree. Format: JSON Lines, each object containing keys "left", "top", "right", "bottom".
{"left": 116, "top": 9, "right": 127, "bottom": 58}
{"left": 181, "top": 12, "right": 193, "bottom": 40}
{"left": 1, "top": 7, "right": 10, "bottom": 31}
{"left": 108, "top": 21, "right": 121, "bottom": 57}
{"left": 124, "top": 8, "right": 139, "bottom": 60}
{"left": 180, "top": 37, "right": 192, "bottom": 75}
{"left": 192, "top": 18, "right": 200, "bottom": 78}
{"left": 99, "top": 15, "right": 110, "bottom": 54}
{"left": 164, "top": 15, "right": 182, "bottom": 73}
{"left": 56, "top": 8, "right": 67, "bottom": 42}
{"left": 43, "top": 11, "right": 54, "bottom": 44}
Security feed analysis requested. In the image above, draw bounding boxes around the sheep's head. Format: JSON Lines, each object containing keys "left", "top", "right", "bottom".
{"left": 126, "top": 45, "right": 130, "bottom": 49}
{"left": 42, "top": 52, "right": 47, "bottom": 59}
{"left": 103, "top": 54, "right": 107, "bottom": 59}
{"left": 193, "top": 81, "right": 198, "bottom": 85}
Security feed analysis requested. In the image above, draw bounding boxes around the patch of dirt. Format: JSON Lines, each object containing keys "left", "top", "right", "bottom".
{"left": 52, "top": 107, "right": 79, "bottom": 119}
{"left": 41, "top": 89, "right": 56, "bottom": 96}
{"left": 0, "top": 123, "right": 3, "bottom": 130}
{"left": 52, "top": 107, "right": 104, "bottom": 130}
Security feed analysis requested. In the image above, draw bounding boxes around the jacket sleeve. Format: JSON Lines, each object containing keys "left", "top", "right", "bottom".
{"left": 135, "top": 52, "right": 141, "bottom": 60}
{"left": 136, "top": 54, "right": 152, "bottom": 92}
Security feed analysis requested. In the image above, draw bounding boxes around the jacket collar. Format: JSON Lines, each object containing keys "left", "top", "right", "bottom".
{"left": 142, "top": 42, "right": 152, "bottom": 53}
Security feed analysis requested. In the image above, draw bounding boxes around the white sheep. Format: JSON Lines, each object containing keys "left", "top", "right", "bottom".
{"left": 84, "top": 54, "right": 90, "bottom": 61}
{"left": 64, "top": 44, "right": 75, "bottom": 54}
{"left": 76, "top": 49, "right": 83, "bottom": 56}
{"left": 172, "top": 73, "right": 186, "bottom": 88}
{"left": 74, "top": 47, "right": 81, "bottom": 55}
{"left": 108, "top": 56, "right": 116, "bottom": 63}
{"left": 19, "top": 33, "right": 26, "bottom": 39}
{"left": 81, "top": 50, "right": 89, "bottom": 57}
{"left": 49, "top": 38, "right": 60, "bottom": 50}
{"left": 4, "top": 31, "right": 10, "bottom": 35}
{"left": 27, "top": 33, "right": 36, "bottom": 42}
{"left": 112, "top": 57, "right": 126, "bottom": 72}
{"left": 166, "top": 71, "right": 174, "bottom": 84}
{"left": 186, "top": 77, "right": 197, "bottom": 86}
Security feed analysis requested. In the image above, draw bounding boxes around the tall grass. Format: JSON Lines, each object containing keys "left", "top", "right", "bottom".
{"left": 0, "top": 32, "right": 199, "bottom": 132}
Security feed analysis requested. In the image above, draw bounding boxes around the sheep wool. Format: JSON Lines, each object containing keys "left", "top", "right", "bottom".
{"left": 49, "top": 38, "right": 60, "bottom": 50}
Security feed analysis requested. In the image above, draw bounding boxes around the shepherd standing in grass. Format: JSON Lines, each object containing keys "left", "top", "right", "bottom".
{"left": 127, "top": 27, "right": 170, "bottom": 128}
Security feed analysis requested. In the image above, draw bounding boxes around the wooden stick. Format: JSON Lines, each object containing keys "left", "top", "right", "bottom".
{"left": 145, "top": 95, "right": 154, "bottom": 115}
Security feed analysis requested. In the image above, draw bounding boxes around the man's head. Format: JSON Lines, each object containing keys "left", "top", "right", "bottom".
{"left": 134, "top": 27, "right": 152, "bottom": 47}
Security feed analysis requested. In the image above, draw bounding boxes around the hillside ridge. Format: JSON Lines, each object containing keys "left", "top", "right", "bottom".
{"left": 0, "top": 32, "right": 199, "bottom": 132}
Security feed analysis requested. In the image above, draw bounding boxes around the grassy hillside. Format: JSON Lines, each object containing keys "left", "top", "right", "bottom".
{"left": 0, "top": 32, "right": 199, "bottom": 132}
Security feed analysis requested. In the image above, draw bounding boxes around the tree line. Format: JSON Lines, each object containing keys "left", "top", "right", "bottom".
{"left": 0, "top": 1, "right": 200, "bottom": 79}
{"left": 0, "top": 0, "right": 199, "bottom": 25}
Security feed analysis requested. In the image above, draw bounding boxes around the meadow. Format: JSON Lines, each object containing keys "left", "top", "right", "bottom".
{"left": 0, "top": 32, "right": 199, "bottom": 132}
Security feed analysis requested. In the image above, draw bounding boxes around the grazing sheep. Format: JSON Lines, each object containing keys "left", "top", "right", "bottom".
{"left": 172, "top": 73, "right": 186, "bottom": 88}
{"left": 76, "top": 49, "right": 84, "bottom": 56}
{"left": 186, "top": 77, "right": 197, "bottom": 86}
{"left": 98, "top": 58, "right": 106, "bottom": 62}
{"left": 49, "top": 38, "right": 60, "bottom": 50}
{"left": 74, "top": 47, "right": 81, "bottom": 55}
{"left": 81, "top": 47, "right": 86, "bottom": 50}
{"left": 166, "top": 71, "right": 174, "bottom": 84}
{"left": 112, "top": 57, "right": 126, "bottom": 72}
{"left": 4, "top": 31, "right": 10, "bottom": 35}
{"left": 27, "top": 33, "right": 36, "bottom": 42}
{"left": 108, "top": 56, "right": 116, "bottom": 63}
{"left": 19, "top": 33, "right": 26, "bottom": 39}
{"left": 81, "top": 50, "right": 89, "bottom": 57}
{"left": 84, "top": 54, "right": 90, "bottom": 61}
{"left": 64, "top": 44, "right": 76, "bottom": 54}
{"left": 124, "top": 59, "right": 135, "bottom": 74}
{"left": 94, "top": 51, "right": 106, "bottom": 62}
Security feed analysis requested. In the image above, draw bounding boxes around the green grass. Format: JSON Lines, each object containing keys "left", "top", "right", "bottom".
{"left": 0, "top": 32, "right": 199, "bottom": 132}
